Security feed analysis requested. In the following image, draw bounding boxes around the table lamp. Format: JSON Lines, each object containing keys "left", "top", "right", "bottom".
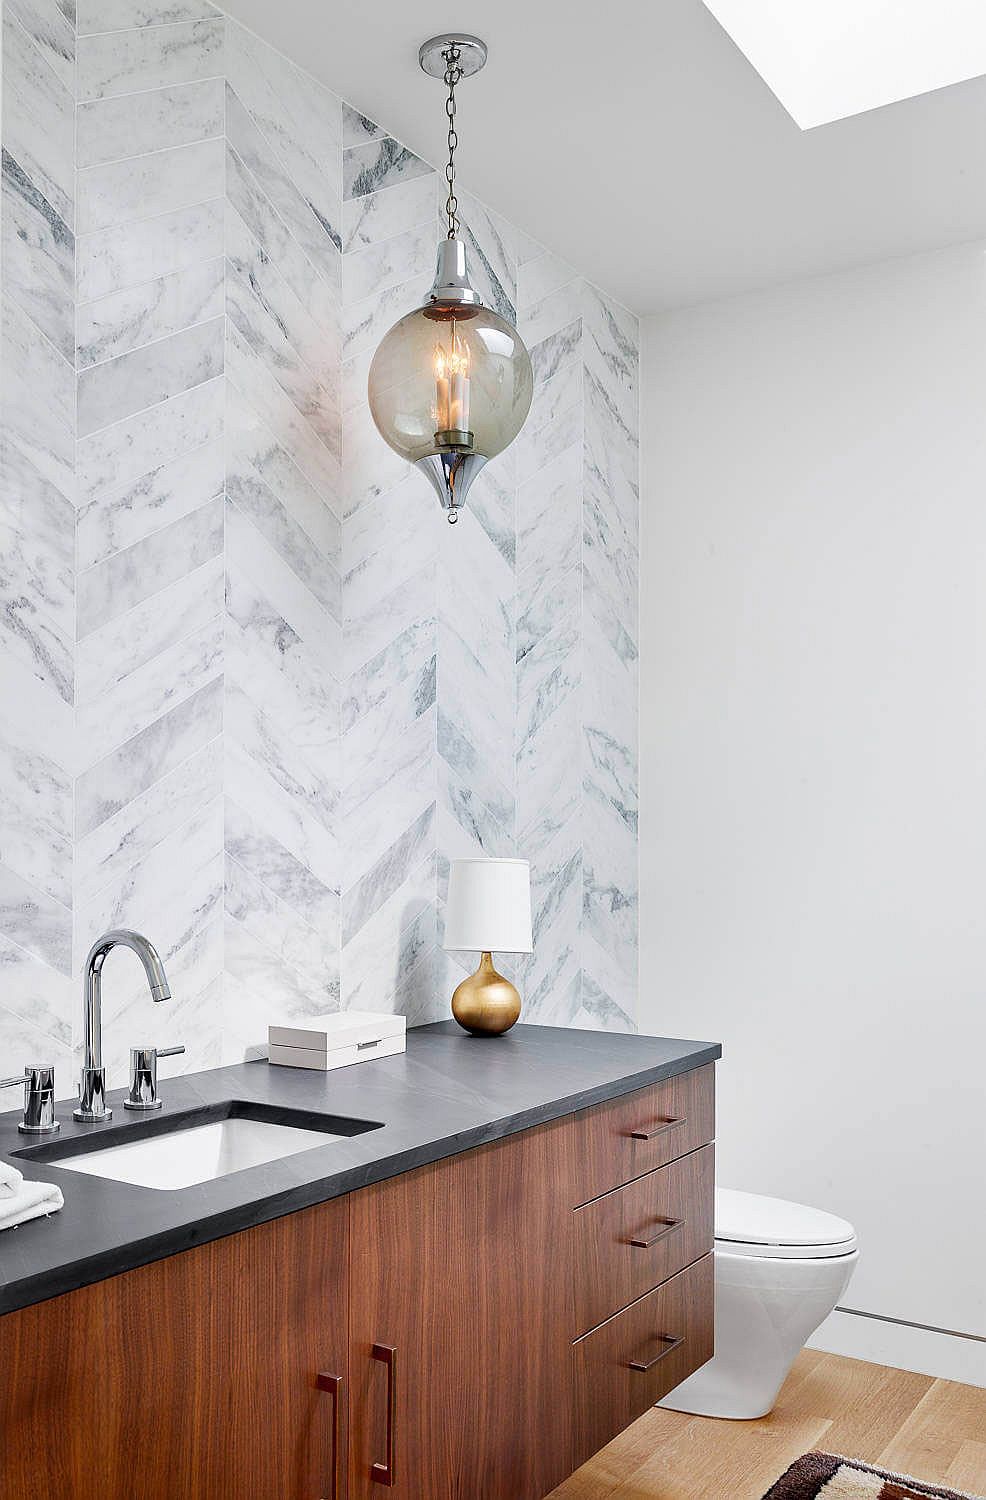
{"left": 442, "top": 858, "right": 533, "bottom": 1035}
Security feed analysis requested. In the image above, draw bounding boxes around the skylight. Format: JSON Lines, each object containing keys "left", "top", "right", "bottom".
{"left": 702, "top": 0, "right": 986, "bottom": 129}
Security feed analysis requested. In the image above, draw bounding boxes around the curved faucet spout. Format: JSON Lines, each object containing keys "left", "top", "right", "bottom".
{"left": 75, "top": 929, "right": 172, "bottom": 1122}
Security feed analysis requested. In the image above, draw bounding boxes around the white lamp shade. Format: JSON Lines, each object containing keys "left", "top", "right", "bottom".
{"left": 443, "top": 858, "right": 533, "bottom": 954}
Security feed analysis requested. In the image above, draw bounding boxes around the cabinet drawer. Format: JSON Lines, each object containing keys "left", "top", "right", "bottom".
{"left": 573, "top": 1254, "right": 714, "bottom": 1466}
{"left": 574, "top": 1064, "right": 715, "bottom": 1205}
{"left": 574, "top": 1143, "right": 714, "bottom": 1337}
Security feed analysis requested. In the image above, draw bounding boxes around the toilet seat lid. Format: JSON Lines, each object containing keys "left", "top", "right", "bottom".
{"left": 715, "top": 1188, "right": 857, "bottom": 1259}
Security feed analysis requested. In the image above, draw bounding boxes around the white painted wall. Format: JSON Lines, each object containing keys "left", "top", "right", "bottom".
{"left": 640, "top": 240, "right": 986, "bottom": 1385}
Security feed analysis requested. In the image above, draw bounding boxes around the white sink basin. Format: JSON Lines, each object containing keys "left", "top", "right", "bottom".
{"left": 50, "top": 1115, "right": 356, "bottom": 1191}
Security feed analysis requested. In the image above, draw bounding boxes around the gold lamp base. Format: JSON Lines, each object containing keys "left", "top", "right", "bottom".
{"left": 451, "top": 951, "right": 521, "bottom": 1036}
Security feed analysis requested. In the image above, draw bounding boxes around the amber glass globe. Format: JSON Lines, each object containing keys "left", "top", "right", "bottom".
{"left": 368, "top": 301, "right": 533, "bottom": 466}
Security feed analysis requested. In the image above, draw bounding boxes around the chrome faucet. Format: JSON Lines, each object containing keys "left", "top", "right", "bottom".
{"left": 75, "top": 930, "right": 172, "bottom": 1123}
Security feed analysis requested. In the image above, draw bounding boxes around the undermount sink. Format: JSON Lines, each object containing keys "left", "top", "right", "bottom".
{"left": 21, "top": 1101, "right": 382, "bottom": 1191}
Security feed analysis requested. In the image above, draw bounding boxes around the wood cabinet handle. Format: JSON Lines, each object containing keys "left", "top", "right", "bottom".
{"left": 629, "top": 1216, "right": 684, "bottom": 1249}
{"left": 316, "top": 1371, "right": 342, "bottom": 1500}
{"left": 628, "top": 1115, "right": 686, "bottom": 1141}
{"left": 628, "top": 1333, "right": 684, "bottom": 1372}
{"left": 371, "top": 1343, "right": 397, "bottom": 1486}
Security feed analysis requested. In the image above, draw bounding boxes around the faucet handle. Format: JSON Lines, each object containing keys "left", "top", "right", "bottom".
{"left": 1, "top": 1065, "right": 60, "bottom": 1135}
{"left": 124, "top": 1044, "right": 185, "bottom": 1112}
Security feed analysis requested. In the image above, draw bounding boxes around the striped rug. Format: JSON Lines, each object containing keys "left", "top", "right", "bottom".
{"left": 764, "top": 1452, "right": 984, "bottom": 1500}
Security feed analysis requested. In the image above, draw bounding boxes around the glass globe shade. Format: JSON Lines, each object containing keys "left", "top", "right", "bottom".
{"left": 368, "top": 302, "right": 533, "bottom": 468}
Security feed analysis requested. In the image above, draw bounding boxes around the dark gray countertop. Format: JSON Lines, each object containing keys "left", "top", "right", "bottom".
{"left": 0, "top": 1021, "right": 720, "bottom": 1316}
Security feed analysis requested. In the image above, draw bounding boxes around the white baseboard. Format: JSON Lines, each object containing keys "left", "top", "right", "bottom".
{"left": 809, "top": 1307, "right": 986, "bottom": 1388}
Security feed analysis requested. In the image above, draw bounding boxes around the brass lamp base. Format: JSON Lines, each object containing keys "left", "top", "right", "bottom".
{"left": 451, "top": 951, "right": 521, "bottom": 1036}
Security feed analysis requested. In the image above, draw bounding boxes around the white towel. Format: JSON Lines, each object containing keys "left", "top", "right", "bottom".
{"left": 0, "top": 1158, "right": 24, "bottom": 1199}
{"left": 0, "top": 1179, "right": 63, "bottom": 1231}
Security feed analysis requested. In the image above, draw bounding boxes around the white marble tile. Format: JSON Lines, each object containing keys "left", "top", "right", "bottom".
{"left": 0, "top": 933, "right": 74, "bottom": 1060}
{"left": 1, "top": 296, "right": 75, "bottom": 503}
{"left": 6, "top": 0, "right": 74, "bottom": 99}
{"left": 341, "top": 617, "right": 435, "bottom": 736}
{"left": 515, "top": 691, "right": 580, "bottom": 849}
{"left": 74, "top": 796, "right": 223, "bottom": 975}
{"left": 438, "top": 759, "right": 513, "bottom": 862}
{"left": 77, "top": 18, "right": 224, "bottom": 102}
{"left": 343, "top": 136, "right": 431, "bottom": 201}
{"left": 75, "top": 735, "right": 222, "bottom": 908}
{"left": 226, "top": 466, "right": 340, "bottom": 623}
{"left": 342, "top": 221, "right": 434, "bottom": 306}
{"left": 225, "top": 81, "right": 341, "bottom": 278}
{"left": 517, "top": 443, "right": 580, "bottom": 578}
{"left": 344, "top": 554, "right": 435, "bottom": 679}
{"left": 0, "top": 860, "right": 71, "bottom": 974}
{"left": 77, "top": 372, "right": 223, "bottom": 498}
{"left": 342, "top": 102, "right": 385, "bottom": 149}
{"left": 341, "top": 701, "right": 436, "bottom": 887}
{"left": 225, "top": 20, "right": 342, "bottom": 248}
{"left": 341, "top": 399, "right": 412, "bottom": 517}
{"left": 2, "top": 11, "right": 74, "bottom": 229}
{"left": 514, "top": 394, "right": 582, "bottom": 489}
{"left": 436, "top": 708, "right": 513, "bottom": 837}
{"left": 77, "top": 492, "right": 222, "bottom": 637}
{"left": 77, "top": 78, "right": 223, "bottom": 169}
{"left": 77, "top": 256, "right": 224, "bottom": 370}
{"left": 226, "top": 587, "right": 339, "bottom": 761}
{"left": 517, "top": 563, "right": 579, "bottom": 670}
{"left": 2, "top": 150, "right": 75, "bottom": 363}
{"left": 518, "top": 275, "right": 584, "bottom": 351}
{"left": 456, "top": 190, "right": 517, "bottom": 321}
{"left": 224, "top": 853, "right": 337, "bottom": 1007}
{"left": 438, "top": 624, "right": 513, "bottom": 795}
{"left": 225, "top": 737, "right": 339, "bottom": 896}
{"left": 77, "top": 435, "right": 223, "bottom": 568}
{"left": 225, "top": 795, "right": 339, "bottom": 931}
{"left": 517, "top": 247, "right": 577, "bottom": 312}
{"left": 76, "top": 552, "right": 224, "bottom": 701}
{"left": 75, "top": 675, "right": 223, "bottom": 838}
{"left": 341, "top": 801, "right": 435, "bottom": 946}
{"left": 0, "top": 649, "right": 74, "bottom": 773}
{"left": 226, "top": 677, "right": 337, "bottom": 827}
{"left": 0, "top": 727, "right": 72, "bottom": 905}
{"left": 344, "top": 470, "right": 436, "bottom": 613}
{"left": 227, "top": 379, "right": 340, "bottom": 560}
{"left": 77, "top": 136, "right": 224, "bottom": 235}
{"left": 77, "top": 0, "right": 220, "bottom": 35}
{"left": 77, "top": 315, "right": 224, "bottom": 438}
{"left": 342, "top": 173, "right": 435, "bottom": 254}
{"left": 342, "top": 269, "right": 431, "bottom": 360}
{"left": 226, "top": 499, "right": 341, "bottom": 669}
{"left": 223, "top": 912, "right": 336, "bottom": 1037}
{"left": 76, "top": 614, "right": 222, "bottom": 768}
{"left": 77, "top": 196, "right": 224, "bottom": 302}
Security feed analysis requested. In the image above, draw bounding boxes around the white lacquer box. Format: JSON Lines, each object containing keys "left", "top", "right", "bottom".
{"left": 268, "top": 1011, "right": 407, "bottom": 1071}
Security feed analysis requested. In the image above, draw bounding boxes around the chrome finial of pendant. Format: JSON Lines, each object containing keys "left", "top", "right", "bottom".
{"left": 415, "top": 450, "right": 488, "bottom": 522}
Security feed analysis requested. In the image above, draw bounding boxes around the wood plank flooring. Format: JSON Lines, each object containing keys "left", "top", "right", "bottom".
{"left": 548, "top": 1351, "right": 986, "bottom": 1499}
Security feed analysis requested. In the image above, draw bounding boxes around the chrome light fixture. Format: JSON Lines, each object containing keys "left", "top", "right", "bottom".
{"left": 367, "top": 35, "right": 534, "bottom": 524}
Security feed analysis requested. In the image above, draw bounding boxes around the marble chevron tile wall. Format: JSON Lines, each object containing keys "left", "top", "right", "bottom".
{"left": 0, "top": 1, "right": 638, "bottom": 1083}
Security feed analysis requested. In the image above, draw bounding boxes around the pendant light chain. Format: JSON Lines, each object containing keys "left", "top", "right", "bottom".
{"left": 443, "top": 44, "right": 462, "bottom": 238}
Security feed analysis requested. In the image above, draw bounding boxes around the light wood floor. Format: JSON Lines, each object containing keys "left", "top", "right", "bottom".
{"left": 549, "top": 1351, "right": 986, "bottom": 1499}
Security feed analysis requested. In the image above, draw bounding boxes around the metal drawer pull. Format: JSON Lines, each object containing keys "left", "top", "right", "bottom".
{"left": 629, "top": 1216, "right": 684, "bottom": 1250}
{"left": 371, "top": 1342, "right": 398, "bottom": 1486}
{"left": 628, "top": 1333, "right": 684, "bottom": 1372}
{"left": 357, "top": 1038, "right": 382, "bottom": 1050}
{"left": 629, "top": 1115, "right": 686, "bottom": 1142}
{"left": 316, "top": 1371, "right": 342, "bottom": 1500}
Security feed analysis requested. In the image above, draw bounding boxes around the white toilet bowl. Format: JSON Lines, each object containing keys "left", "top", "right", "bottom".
{"left": 659, "top": 1188, "right": 858, "bottom": 1420}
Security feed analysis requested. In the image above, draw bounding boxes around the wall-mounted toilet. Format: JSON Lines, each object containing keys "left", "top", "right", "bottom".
{"left": 659, "top": 1187, "right": 858, "bottom": 1420}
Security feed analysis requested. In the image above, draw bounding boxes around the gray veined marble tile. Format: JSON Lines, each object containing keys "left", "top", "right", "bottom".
{"left": 1, "top": 297, "right": 75, "bottom": 504}
{"left": 438, "top": 759, "right": 513, "bottom": 863}
{"left": 343, "top": 136, "right": 432, "bottom": 201}
{"left": 74, "top": 735, "right": 222, "bottom": 908}
{"left": 339, "top": 848, "right": 433, "bottom": 1009}
{"left": 438, "top": 628, "right": 513, "bottom": 800}
{"left": 226, "top": 257, "right": 341, "bottom": 464}
{"left": 227, "top": 379, "right": 340, "bottom": 564}
{"left": 77, "top": 551, "right": 223, "bottom": 703}
{"left": 225, "top": 148, "right": 341, "bottom": 354}
{"left": 75, "top": 675, "right": 223, "bottom": 839}
{"left": 225, "top": 735, "right": 339, "bottom": 898}
{"left": 530, "top": 317, "right": 582, "bottom": 388}
{"left": 225, "top": 853, "right": 338, "bottom": 1005}
{"left": 342, "top": 802, "right": 435, "bottom": 946}
{"left": 0, "top": 724, "right": 72, "bottom": 906}
{"left": 77, "top": 136, "right": 224, "bottom": 235}
{"left": 517, "top": 443, "right": 581, "bottom": 579}
{"left": 77, "top": 256, "right": 224, "bottom": 369}
{"left": 0, "top": 932, "right": 74, "bottom": 1058}
{"left": 341, "top": 703, "right": 436, "bottom": 888}
{"left": 517, "top": 560, "right": 579, "bottom": 666}
{"left": 342, "top": 269, "right": 432, "bottom": 360}
{"left": 457, "top": 193, "right": 517, "bottom": 322}
{"left": 0, "top": 646, "right": 74, "bottom": 774}
{"left": 436, "top": 708, "right": 513, "bottom": 842}
{"left": 226, "top": 466, "right": 340, "bottom": 623}
{"left": 518, "top": 275, "right": 584, "bottom": 352}
{"left": 76, "top": 492, "right": 223, "bottom": 637}
{"left": 344, "top": 554, "right": 435, "bottom": 680}
{"left": 343, "top": 471, "right": 436, "bottom": 613}
{"left": 0, "top": 860, "right": 71, "bottom": 975}
{"left": 226, "top": 320, "right": 340, "bottom": 510}
{"left": 224, "top": 910, "right": 334, "bottom": 1029}
{"left": 5, "top": 0, "right": 75, "bottom": 97}
{"left": 342, "top": 102, "right": 386, "bottom": 148}
{"left": 1, "top": 151, "right": 75, "bottom": 368}
{"left": 225, "top": 81, "right": 342, "bottom": 273}
{"left": 342, "top": 221, "right": 435, "bottom": 307}
{"left": 517, "top": 247, "right": 578, "bottom": 312}
{"left": 226, "top": 580, "right": 339, "bottom": 762}
{"left": 0, "top": 439, "right": 75, "bottom": 671}
{"left": 77, "top": 372, "right": 223, "bottom": 499}
{"left": 225, "top": 500, "right": 340, "bottom": 670}
{"left": 77, "top": 197, "right": 224, "bottom": 303}
{"left": 340, "top": 400, "right": 411, "bottom": 519}
{"left": 342, "top": 172, "right": 435, "bottom": 256}
{"left": 77, "top": 436, "right": 223, "bottom": 569}
{"left": 341, "top": 617, "right": 435, "bottom": 735}
{"left": 77, "top": 0, "right": 221, "bottom": 35}
{"left": 76, "top": 615, "right": 223, "bottom": 773}
{"left": 77, "top": 78, "right": 224, "bottom": 169}
{"left": 225, "top": 795, "right": 340, "bottom": 932}
{"left": 514, "top": 392, "right": 582, "bottom": 489}
{"left": 76, "top": 18, "right": 224, "bottom": 102}
{"left": 2, "top": 10, "right": 75, "bottom": 230}
{"left": 77, "top": 315, "right": 224, "bottom": 438}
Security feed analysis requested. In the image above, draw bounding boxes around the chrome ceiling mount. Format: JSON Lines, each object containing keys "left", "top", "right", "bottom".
{"left": 418, "top": 33, "right": 488, "bottom": 80}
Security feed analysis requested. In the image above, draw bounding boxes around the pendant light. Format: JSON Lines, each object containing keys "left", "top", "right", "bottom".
{"left": 367, "top": 35, "right": 534, "bottom": 524}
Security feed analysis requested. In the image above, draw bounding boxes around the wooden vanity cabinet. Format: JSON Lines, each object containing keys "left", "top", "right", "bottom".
{"left": 0, "top": 1062, "right": 715, "bottom": 1500}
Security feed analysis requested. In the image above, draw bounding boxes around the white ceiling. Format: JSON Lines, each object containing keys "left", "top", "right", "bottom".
{"left": 222, "top": 0, "right": 986, "bottom": 315}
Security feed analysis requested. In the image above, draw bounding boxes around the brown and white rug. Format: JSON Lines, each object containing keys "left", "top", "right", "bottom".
{"left": 764, "top": 1452, "right": 985, "bottom": 1500}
